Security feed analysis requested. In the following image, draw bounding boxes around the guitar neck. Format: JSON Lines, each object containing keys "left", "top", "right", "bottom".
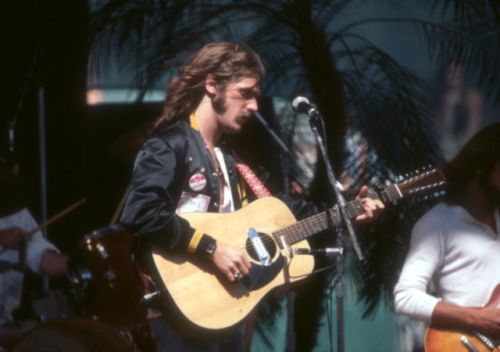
{"left": 271, "top": 198, "right": 367, "bottom": 247}
{"left": 273, "top": 210, "right": 337, "bottom": 247}
{"left": 272, "top": 183, "right": 405, "bottom": 247}
{"left": 271, "top": 167, "right": 445, "bottom": 248}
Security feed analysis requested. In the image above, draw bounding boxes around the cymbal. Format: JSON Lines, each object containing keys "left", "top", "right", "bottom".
{"left": 108, "top": 120, "right": 155, "bottom": 163}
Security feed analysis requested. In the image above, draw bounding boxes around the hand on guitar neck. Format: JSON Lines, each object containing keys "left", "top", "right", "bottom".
{"left": 209, "top": 185, "right": 383, "bottom": 283}
{"left": 351, "top": 185, "right": 385, "bottom": 224}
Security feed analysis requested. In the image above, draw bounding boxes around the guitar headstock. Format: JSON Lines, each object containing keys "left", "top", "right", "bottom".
{"left": 379, "top": 167, "right": 447, "bottom": 204}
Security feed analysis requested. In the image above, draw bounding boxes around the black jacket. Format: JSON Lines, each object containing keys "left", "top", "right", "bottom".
{"left": 120, "top": 118, "right": 318, "bottom": 256}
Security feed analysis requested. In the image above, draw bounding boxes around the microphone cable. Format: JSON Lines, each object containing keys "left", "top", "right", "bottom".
{"left": 130, "top": 291, "right": 159, "bottom": 352}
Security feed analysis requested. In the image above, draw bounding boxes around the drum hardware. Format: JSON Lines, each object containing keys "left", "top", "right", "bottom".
{"left": 70, "top": 225, "right": 145, "bottom": 326}
{"left": 81, "top": 233, "right": 117, "bottom": 283}
{"left": 86, "top": 233, "right": 108, "bottom": 260}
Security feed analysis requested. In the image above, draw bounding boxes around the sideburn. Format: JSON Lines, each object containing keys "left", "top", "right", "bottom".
{"left": 211, "top": 85, "right": 228, "bottom": 115}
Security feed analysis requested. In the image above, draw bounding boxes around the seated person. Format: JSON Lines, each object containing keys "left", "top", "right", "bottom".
{"left": 0, "top": 157, "right": 67, "bottom": 349}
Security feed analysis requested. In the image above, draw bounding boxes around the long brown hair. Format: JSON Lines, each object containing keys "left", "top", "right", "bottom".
{"left": 443, "top": 122, "right": 500, "bottom": 201}
{"left": 153, "top": 42, "right": 265, "bottom": 133}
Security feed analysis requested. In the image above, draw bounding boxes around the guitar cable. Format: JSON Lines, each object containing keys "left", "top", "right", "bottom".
{"left": 287, "top": 254, "right": 339, "bottom": 280}
{"left": 130, "top": 291, "right": 160, "bottom": 352}
{"left": 288, "top": 252, "right": 339, "bottom": 352}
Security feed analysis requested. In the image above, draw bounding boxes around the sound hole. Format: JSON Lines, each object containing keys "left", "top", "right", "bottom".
{"left": 245, "top": 232, "right": 277, "bottom": 262}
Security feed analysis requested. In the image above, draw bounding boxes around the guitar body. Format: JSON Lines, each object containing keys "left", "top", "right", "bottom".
{"left": 152, "top": 197, "right": 315, "bottom": 331}
{"left": 425, "top": 285, "right": 500, "bottom": 352}
{"left": 425, "top": 328, "right": 499, "bottom": 352}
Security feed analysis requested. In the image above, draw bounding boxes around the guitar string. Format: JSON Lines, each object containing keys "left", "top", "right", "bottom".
{"left": 231, "top": 172, "right": 442, "bottom": 255}
{"left": 231, "top": 188, "right": 376, "bottom": 253}
{"left": 230, "top": 211, "right": 335, "bottom": 256}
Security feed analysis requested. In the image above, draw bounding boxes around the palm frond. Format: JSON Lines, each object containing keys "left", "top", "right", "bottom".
{"left": 87, "top": 0, "right": 500, "bottom": 344}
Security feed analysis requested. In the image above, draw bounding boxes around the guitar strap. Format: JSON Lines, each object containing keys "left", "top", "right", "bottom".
{"left": 232, "top": 152, "right": 272, "bottom": 199}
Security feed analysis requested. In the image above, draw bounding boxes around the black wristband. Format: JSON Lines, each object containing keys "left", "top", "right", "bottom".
{"left": 196, "top": 235, "right": 217, "bottom": 256}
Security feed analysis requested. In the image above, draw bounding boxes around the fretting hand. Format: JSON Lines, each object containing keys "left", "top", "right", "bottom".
{"left": 353, "top": 186, "right": 385, "bottom": 224}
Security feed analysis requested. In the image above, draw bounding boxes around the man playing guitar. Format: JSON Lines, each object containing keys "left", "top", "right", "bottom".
{"left": 394, "top": 123, "right": 500, "bottom": 352}
{"left": 120, "top": 42, "right": 384, "bottom": 352}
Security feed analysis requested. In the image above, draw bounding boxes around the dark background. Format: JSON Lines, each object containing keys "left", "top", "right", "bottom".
{"left": 3, "top": 0, "right": 159, "bottom": 252}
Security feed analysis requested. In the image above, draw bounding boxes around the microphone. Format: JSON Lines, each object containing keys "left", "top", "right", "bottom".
{"left": 293, "top": 247, "right": 343, "bottom": 256}
{"left": 292, "top": 96, "right": 320, "bottom": 117}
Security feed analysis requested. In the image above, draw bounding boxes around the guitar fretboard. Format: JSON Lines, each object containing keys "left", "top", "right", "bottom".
{"left": 273, "top": 210, "right": 337, "bottom": 247}
{"left": 272, "top": 184, "right": 401, "bottom": 248}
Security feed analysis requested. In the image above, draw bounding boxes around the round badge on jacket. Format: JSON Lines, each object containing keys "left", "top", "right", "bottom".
{"left": 189, "top": 173, "right": 207, "bottom": 191}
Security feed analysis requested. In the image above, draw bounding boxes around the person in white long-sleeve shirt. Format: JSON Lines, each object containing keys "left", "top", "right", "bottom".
{"left": 0, "top": 208, "right": 67, "bottom": 330}
{"left": 0, "top": 158, "right": 67, "bottom": 349}
{"left": 394, "top": 122, "right": 500, "bottom": 338}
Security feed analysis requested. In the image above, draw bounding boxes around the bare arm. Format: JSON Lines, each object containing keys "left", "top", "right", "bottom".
{"left": 432, "top": 301, "right": 500, "bottom": 337}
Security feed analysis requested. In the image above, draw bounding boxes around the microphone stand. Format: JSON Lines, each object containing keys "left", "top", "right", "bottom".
{"left": 253, "top": 110, "right": 311, "bottom": 351}
{"left": 306, "top": 107, "right": 364, "bottom": 352}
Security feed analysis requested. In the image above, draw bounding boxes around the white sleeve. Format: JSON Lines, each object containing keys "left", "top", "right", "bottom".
{"left": 21, "top": 209, "right": 59, "bottom": 275}
{"left": 393, "top": 215, "right": 444, "bottom": 323}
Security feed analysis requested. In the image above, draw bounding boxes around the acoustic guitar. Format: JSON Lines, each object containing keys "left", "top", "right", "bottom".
{"left": 425, "top": 285, "right": 500, "bottom": 352}
{"left": 152, "top": 168, "right": 446, "bottom": 332}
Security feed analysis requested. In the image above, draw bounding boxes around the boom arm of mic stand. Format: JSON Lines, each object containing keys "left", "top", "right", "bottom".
{"left": 308, "top": 114, "right": 364, "bottom": 261}
{"left": 254, "top": 112, "right": 292, "bottom": 155}
{"left": 253, "top": 111, "right": 306, "bottom": 195}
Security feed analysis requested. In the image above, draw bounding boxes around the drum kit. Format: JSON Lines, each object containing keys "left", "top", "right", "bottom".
{"left": 4, "top": 224, "right": 154, "bottom": 352}
{"left": 3, "top": 125, "right": 155, "bottom": 352}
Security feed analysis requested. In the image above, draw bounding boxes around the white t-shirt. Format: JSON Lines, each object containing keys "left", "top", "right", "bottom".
{"left": 214, "top": 147, "right": 235, "bottom": 214}
{"left": 0, "top": 208, "right": 59, "bottom": 329}
{"left": 394, "top": 202, "right": 500, "bottom": 323}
